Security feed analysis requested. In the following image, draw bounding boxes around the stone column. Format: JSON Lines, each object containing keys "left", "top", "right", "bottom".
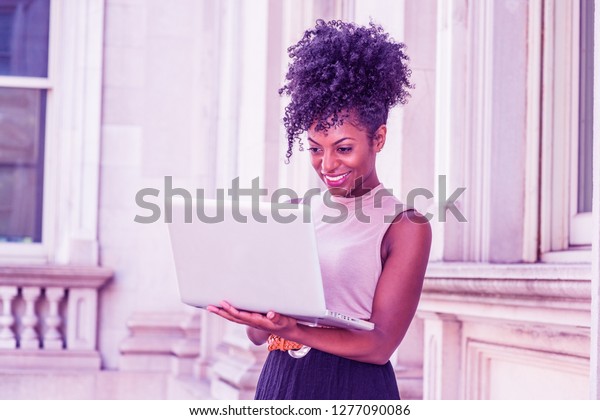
{"left": 20, "top": 287, "right": 41, "bottom": 349}
{"left": 421, "top": 313, "right": 462, "bottom": 399}
{"left": 43, "top": 287, "right": 66, "bottom": 350}
{"left": 0, "top": 286, "right": 18, "bottom": 349}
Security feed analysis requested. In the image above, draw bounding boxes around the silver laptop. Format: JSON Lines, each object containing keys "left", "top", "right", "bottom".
{"left": 167, "top": 197, "right": 374, "bottom": 331}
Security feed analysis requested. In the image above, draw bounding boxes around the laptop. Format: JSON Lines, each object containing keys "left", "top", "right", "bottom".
{"left": 167, "top": 197, "right": 374, "bottom": 331}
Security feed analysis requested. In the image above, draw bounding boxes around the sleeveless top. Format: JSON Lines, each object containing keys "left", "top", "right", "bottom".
{"left": 309, "top": 184, "right": 411, "bottom": 320}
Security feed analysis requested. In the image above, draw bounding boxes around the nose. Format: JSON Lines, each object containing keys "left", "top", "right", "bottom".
{"left": 321, "top": 151, "right": 338, "bottom": 173}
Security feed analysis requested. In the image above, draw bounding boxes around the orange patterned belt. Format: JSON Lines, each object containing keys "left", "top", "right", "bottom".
{"left": 267, "top": 334, "right": 303, "bottom": 351}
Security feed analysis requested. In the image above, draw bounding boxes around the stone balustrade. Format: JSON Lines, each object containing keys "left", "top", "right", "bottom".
{"left": 0, "top": 265, "right": 112, "bottom": 370}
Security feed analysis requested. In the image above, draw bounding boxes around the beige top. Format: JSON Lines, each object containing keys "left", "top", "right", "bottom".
{"left": 310, "top": 184, "right": 411, "bottom": 319}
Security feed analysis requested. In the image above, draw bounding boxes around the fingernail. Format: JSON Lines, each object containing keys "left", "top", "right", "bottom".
{"left": 267, "top": 312, "right": 274, "bottom": 319}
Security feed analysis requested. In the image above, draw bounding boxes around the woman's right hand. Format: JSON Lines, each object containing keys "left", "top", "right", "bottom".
{"left": 206, "top": 301, "right": 299, "bottom": 345}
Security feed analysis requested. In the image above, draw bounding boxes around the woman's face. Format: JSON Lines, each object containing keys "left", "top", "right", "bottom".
{"left": 307, "top": 120, "right": 386, "bottom": 197}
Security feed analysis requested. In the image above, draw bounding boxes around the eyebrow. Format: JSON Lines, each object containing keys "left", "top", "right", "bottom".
{"left": 307, "top": 137, "right": 356, "bottom": 146}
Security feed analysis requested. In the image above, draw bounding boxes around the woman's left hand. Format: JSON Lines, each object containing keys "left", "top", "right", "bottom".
{"left": 206, "top": 301, "right": 298, "bottom": 337}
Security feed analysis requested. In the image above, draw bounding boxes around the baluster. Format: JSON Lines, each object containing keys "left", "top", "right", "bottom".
{"left": 0, "top": 286, "right": 18, "bottom": 349}
{"left": 43, "top": 287, "right": 65, "bottom": 350}
{"left": 20, "top": 286, "right": 41, "bottom": 349}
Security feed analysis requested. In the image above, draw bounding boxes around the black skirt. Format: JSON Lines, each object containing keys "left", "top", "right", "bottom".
{"left": 254, "top": 348, "right": 401, "bottom": 400}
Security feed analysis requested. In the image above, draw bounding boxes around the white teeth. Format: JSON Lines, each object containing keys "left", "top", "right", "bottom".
{"left": 324, "top": 173, "right": 348, "bottom": 181}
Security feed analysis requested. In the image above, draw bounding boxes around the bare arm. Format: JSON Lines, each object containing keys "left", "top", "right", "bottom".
{"left": 208, "top": 210, "right": 432, "bottom": 364}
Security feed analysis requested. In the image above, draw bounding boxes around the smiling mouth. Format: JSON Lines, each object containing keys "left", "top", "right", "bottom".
{"left": 322, "top": 172, "right": 350, "bottom": 185}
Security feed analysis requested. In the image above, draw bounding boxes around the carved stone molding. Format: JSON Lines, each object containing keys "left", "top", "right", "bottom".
{"left": 424, "top": 277, "right": 589, "bottom": 301}
{"left": 422, "top": 262, "right": 591, "bottom": 302}
{"left": 464, "top": 340, "right": 589, "bottom": 399}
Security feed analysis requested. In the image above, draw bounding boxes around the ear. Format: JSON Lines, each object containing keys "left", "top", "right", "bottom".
{"left": 372, "top": 125, "right": 387, "bottom": 153}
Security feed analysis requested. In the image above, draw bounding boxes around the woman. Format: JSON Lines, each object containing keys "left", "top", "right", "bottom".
{"left": 207, "top": 19, "right": 431, "bottom": 400}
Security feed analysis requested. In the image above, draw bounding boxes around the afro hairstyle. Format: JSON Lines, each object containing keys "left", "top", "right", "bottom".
{"left": 279, "top": 19, "right": 413, "bottom": 161}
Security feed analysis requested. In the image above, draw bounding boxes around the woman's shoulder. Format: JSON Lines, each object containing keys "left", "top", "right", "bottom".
{"left": 382, "top": 209, "right": 432, "bottom": 260}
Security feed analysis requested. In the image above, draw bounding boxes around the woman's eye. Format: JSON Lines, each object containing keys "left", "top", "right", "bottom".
{"left": 338, "top": 147, "right": 352, "bottom": 153}
{"left": 308, "top": 147, "right": 321, "bottom": 154}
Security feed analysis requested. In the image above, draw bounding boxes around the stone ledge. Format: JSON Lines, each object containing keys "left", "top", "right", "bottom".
{"left": 0, "top": 371, "right": 172, "bottom": 399}
{"left": 425, "top": 262, "right": 591, "bottom": 280}
{"left": 0, "top": 265, "right": 113, "bottom": 288}
{"left": 423, "top": 262, "right": 591, "bottom": 302}
{"left": 0, "top": 349, "right": 101, "bottom": 371}
{"left": 419, "top": 263, "right": 592, "bottom": 328}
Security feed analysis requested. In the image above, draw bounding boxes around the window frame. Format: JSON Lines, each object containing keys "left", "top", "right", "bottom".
{"left": 0, "top": 0, "right": 104, "bottom": 265}
{"left": 570, "top": 0, "right": 594, "bottom": 246}
{"left": 539, "top": 0, "right": 593, "bottom": 263}
{"left": 0, "top": 0, "right": 55, "bottom": 263}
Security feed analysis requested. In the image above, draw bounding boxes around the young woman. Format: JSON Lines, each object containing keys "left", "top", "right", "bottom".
{"left": 207, "top": 20, "right": 431, "bottom": 400}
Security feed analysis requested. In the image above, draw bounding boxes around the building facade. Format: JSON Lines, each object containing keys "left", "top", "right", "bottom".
{"left": 0, "top": 0, "right": 598, "bottom": 399}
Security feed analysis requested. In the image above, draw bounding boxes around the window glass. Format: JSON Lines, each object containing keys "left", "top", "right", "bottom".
{"left": 0, "top": 0, "right": 50, "bottom": 77}
{"left": 0, "top": 87, "right": 46, "bottom": 242}
{"left": 578, "top": 0, "right": 594, "bottom": 213}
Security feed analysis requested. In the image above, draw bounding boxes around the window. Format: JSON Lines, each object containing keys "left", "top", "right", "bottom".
{"left": 0, "top": 0, "right": 50, "bottom": 244}
{"left": 570, "top": 0, "right": 594, "bottom": 246}
{"left": 0, "top": 0, "right": 104, "bottom": 265}
{"left": 539, "top": 0, "right": 594, "bottom": 262}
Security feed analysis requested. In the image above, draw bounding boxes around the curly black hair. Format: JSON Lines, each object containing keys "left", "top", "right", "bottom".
{"left": 279, "top": 19, "right": 413, "bottom": 162}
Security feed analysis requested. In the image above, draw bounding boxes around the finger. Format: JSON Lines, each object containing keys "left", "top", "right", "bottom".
{"left": 220, "top": 300, "right": 243, "bottom": 317}
{"left": 207, "top": 305, "right": 237, "bottom": 320}
{"left": 220, "top": 302, "right": 271, "bottom": 325}
{"left": 266, "top": 311, "right": 280, "bottom": 323}
{"left": 206, "top": 305, "right": 219, "bottom": 313}
{"left": 211, "top": 302, "right": 288, "bottom": 332}
{"left": 206, "top": 306, "right": 245, "bottom": 324}
{"left": 267, "top": 311, "right": 292, "bottom": 326}
{"left": 209, "top": 304, "right": 273, "bottom": 329}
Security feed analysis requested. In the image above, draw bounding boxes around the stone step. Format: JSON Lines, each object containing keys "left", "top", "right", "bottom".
{"left": 0, "top": 371, "right": 211, "bottom": 399}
